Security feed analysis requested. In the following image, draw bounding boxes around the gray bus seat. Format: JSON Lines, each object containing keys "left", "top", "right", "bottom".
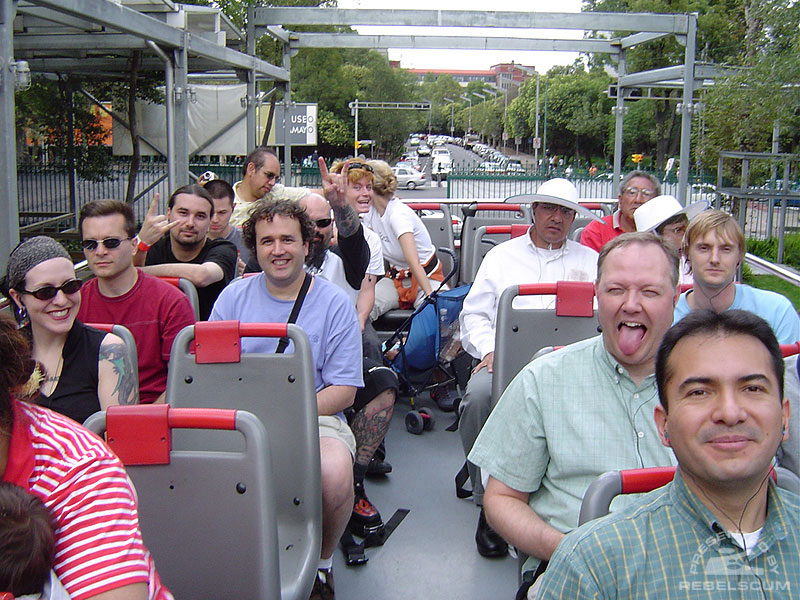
{"left": 84, "top": 405, "right": 280, "bottom": 600}
{"left": 459, "top": 203, "right": 532, "bottom": 285}
{"left": 166, "top": 321, "right": 321, "bottom": 600}
{"left": 492, "top": 282, "right": 599, "bottom": 404}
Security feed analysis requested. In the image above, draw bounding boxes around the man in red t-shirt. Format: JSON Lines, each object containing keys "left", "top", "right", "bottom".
{"left": 77, "top": 200, "right": 195, "bottom": 403}
{"left": 580, "top": 171, "right": 661, "bottom": 252}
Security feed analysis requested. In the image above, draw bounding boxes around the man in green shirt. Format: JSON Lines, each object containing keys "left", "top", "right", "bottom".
{"left": 469, "top": 232, "right": 680, "bottom": 592}
{"left": 538, "top": 309, "right": 797, "bottom": 599}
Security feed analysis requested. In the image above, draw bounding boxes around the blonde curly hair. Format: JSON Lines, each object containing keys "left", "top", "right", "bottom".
{"left": 367, "top": 160, "right": 398, "bottom": 198}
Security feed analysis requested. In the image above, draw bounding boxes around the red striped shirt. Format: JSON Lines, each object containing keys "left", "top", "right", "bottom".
{"left": 3, "top": 399, "right": 172, "bottom": 600}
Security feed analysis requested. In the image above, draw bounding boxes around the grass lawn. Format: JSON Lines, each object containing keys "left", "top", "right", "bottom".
{"left": 743, "top": 273, "right": 800, "bottom": 312}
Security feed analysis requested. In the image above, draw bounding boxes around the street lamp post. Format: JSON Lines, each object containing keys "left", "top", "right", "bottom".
{"left": 443, "top": 97, "right": 455, "bottom": 137}
{"left": 460, "top": 94, "right": 472, "bottom": 134}
{"left": 534, "top": 71, "right": 540, "bottom": 168}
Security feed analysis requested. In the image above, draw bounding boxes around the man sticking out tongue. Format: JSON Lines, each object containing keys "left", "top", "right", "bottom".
{"left": 469, "top": 232, "right": 681, "bottom": 597}
{"left": 597, "top": 233, "right": 682, "bottom": 385}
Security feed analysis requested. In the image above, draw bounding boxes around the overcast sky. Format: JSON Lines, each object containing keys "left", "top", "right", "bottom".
{"left": 337, "top": 0, "right": 585, "bottom": 72}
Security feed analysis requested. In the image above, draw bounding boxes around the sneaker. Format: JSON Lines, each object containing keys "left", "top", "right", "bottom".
{"left": 309, "top": 568, "right": 335, "bottom": 600}
{"left": 349, "top": 481, "right": 384, "bottom": 537}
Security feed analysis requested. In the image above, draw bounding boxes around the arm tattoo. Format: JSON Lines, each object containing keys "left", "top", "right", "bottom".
{"left": 99, "top": 342, "right": 139, "bottom": 405}
{"left": 332, "top": 203, "right": 360, "bottom": 237}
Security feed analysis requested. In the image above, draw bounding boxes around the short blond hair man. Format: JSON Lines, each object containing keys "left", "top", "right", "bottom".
{"left": 674, "top": 209, "right": 800, "bottom": 344}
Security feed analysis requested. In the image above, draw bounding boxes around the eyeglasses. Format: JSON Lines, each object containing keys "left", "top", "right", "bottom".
{"left": 347, "top": 162, "right": 374, "bottom": 173}
{"left": 81, "top": 237, "right": 131, "bottom": 251}
{"left": 314, "top": 218, "right": 333, "bottom": 228}
{"left": 536, "top": 203, "right": 576, "bottom": 218}
{"left": 662, "top": 224, "right": 687, "bottom": 236}
{"left": 260, "top": 169, "right": 280, "bottom": 183}
{"left": 622, "top": 186, "right": 656, "bottom": 198}
{"left": 20, "top": 279, "right": 83, "bottom": 301}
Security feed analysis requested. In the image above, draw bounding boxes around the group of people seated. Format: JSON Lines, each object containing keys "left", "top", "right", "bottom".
{"left": 457, "top": 171, "right": 798, "bottom": 599}
{"left": 0, "top": 147, "right": 447, "bottom": 600}
{"left": 0, "top": 153, "right": 798, "bottom": 600}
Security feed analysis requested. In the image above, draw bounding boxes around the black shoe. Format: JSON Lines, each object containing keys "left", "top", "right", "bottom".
{"left": 308, "top": 568, "right": 335, "bottom": 600}
{"left": 349, "top": 482, "right": 384, "bottom": 538}
{"left": 366, "top": 455, "right": 393, "bottom": 477}
{"left": 433, "top": 383, "right": 460, "bottom": 412}
{"left": 475, "top": 508, "right": 508, "bottom": 558}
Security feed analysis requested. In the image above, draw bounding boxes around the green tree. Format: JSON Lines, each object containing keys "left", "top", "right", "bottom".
{"left": 582, "top": 0, "right": 751, "bottom": 169}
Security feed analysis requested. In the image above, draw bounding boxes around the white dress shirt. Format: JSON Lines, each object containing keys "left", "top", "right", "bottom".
{"left": 460, "top": 229, "right": 599, "bottom": 360}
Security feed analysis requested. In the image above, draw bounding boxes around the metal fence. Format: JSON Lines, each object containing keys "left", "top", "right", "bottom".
{"left": 16, "top": 161, "right": 325, "bottom": 227}
{"left": 17, "top": 159, "right": 800, "bottom": 244}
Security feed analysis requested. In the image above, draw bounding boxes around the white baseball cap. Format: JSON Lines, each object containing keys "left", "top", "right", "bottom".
{"left": 634, "top": 194, "right": 708, "bottom": 232}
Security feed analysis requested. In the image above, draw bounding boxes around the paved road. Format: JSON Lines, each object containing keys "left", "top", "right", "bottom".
{"left": 395, "top": 143, "right": 481, "bottom": 200}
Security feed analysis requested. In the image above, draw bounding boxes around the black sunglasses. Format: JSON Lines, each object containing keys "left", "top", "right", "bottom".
{"left": 81, "top": 237, "right": 131, "bottom": 251}
{"left": 314, "top": 218, "right": 333, "bottom": 228}
{"left": 347, "top": 162, "right": 374, "bottom": 173}
{"left": 20, "top": 279, "right": 83, "bottom": 301}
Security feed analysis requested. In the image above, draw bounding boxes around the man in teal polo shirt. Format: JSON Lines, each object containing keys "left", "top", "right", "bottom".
{"left": 538, "top": 309, "right": 797, "bottom": 599}
{"left": 469, "top": 232, "right": 679, "bottom": 595}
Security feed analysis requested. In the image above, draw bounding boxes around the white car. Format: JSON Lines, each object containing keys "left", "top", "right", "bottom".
{"left": 393, "top": 166, "right": 426, "bottom": 189}
{"left": 417, "top": 144, "right": 431, "bottom": 156}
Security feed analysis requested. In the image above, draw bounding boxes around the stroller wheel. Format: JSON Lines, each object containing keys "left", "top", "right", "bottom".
{"left": 405, "top": 411, "right": 425, "bottom": 435}
{"left": 418, "top": 408, "right": 435, "bottom": 431}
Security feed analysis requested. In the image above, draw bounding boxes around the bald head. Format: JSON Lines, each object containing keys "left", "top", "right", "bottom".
{"left": 301, "top": 194, "right": 334, "bottom": 269}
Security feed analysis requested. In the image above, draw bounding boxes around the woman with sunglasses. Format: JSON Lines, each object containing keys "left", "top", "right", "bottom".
{"left": 1, "top": 236, "right": 136, "bottom": 424}
{"left": 363, "top": 159, "right": 444, "bottom": 320}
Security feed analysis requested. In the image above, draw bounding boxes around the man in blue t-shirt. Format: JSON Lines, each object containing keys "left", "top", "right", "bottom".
{"left": 674, "top": 209, "right": 800, "bottom": 344}
{"left": 211, "top": 199, "right": 362, "bottom": 599}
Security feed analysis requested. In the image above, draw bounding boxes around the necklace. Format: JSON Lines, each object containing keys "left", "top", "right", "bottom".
{"left": 42, "top": 355, "right": 63, "bottom": 388}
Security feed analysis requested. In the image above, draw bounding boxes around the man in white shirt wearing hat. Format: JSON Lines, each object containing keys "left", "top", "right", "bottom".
{"left": 633, "top": 194, "right": 708, "bottom": 285}
{"left": 457, "top": 178, "right": 602, "bottom": 558}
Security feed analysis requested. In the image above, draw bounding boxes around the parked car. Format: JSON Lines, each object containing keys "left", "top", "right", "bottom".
{"left": 393, "top": 166, "right": 426, "bottom": 189}
{"left": 477, "top": 161, "right": 504, "bottom": 173}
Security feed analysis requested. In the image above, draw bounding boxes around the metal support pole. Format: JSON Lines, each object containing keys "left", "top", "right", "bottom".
{"left": 173, "top": 41, "right": 190, "bottom": 188}
{"left": 353, "top": 99, "right": 359, "bottom": 157}
{"left": 778, "top": 159, "right": 789, "bottom": 263}
{"left": 281, "top": 43, "right": 292, "bottom": 185}
{"left": 246, "top": 6, "right": 257, "bottom": 152}
{"left": 612, "top": 49, "right": 627, "bottom": 189}
{"left": 767, "top": 120, "right": 780, "bottom": 236}
{"left": 0, "top": 0, "right": 18, "bottom": 269}
{"left": 543, "top": 80, "right": 548, "bottom": 174}
{"left": 677, "top": 13, "right": 697, "bottom": 204}
{"left": 534, "top": 72, "right": 540, "bottom": 167}
{"left": 67, "top": 85, "right": 78, "bottom": 228}
{"left": 147, "top": 41, "right": 175, "bottom": 192}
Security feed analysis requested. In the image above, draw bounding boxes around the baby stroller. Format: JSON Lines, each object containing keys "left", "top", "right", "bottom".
{"left": 382, "top": 248, "right": 471, "bottom": 433}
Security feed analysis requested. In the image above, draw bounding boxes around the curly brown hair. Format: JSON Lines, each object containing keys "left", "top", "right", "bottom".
{"left": 0, "top": 314, "right": 36, "bottom": 429}
{"left": 242, "top": 198, "right": 315, "bottom": 256}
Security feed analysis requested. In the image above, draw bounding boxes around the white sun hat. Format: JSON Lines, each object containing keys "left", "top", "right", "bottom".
{"left": 633, "top": 194, "right": 709, "bottom": 232}
{"left": 513, "top": 178, "right": 603, "bottom": 222}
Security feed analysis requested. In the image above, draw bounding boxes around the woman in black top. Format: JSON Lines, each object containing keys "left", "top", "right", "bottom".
{"left": 2, "top": 236, "right": 137, "bottom": 423}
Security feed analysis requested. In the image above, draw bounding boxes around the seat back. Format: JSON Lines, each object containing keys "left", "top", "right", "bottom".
{"left": 407, "top": 202, "right": 456, "bottom": 276}
{"left": 460, "top": 203, "right": 532, "bottom": 284}
{"left": 83, "top": 322, "right": 140, "bottom": 397}
{"left": 465, "top": 224, "right": 529, "bottom": 284}
{"left": 158, "top": 276, "right": 200, "bottom": 320}
{"left": 578, "top": 466, "right": 798, "bottom": 525}
{"left": 166, "top": 321, "right": 321, "bottom": 600}
{"left": 492, "top": 282, "right": 599, "bottom": 403}
{"left": 84, "top": 405, "right": 280, "bottom": 600}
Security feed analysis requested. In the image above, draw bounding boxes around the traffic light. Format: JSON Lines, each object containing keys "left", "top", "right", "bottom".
{"left": 355, "top": 140, "right": 362, "bottom": 149}
{"left": 631, "top": 153, "right": 643, "bottom": 164}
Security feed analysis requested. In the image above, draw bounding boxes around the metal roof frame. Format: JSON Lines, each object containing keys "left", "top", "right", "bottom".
{"left": 251, "top": 7, "right": 700, "bottom": 206}
{"left": 1, "top": 0, "right": 290, "bottom": 268}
